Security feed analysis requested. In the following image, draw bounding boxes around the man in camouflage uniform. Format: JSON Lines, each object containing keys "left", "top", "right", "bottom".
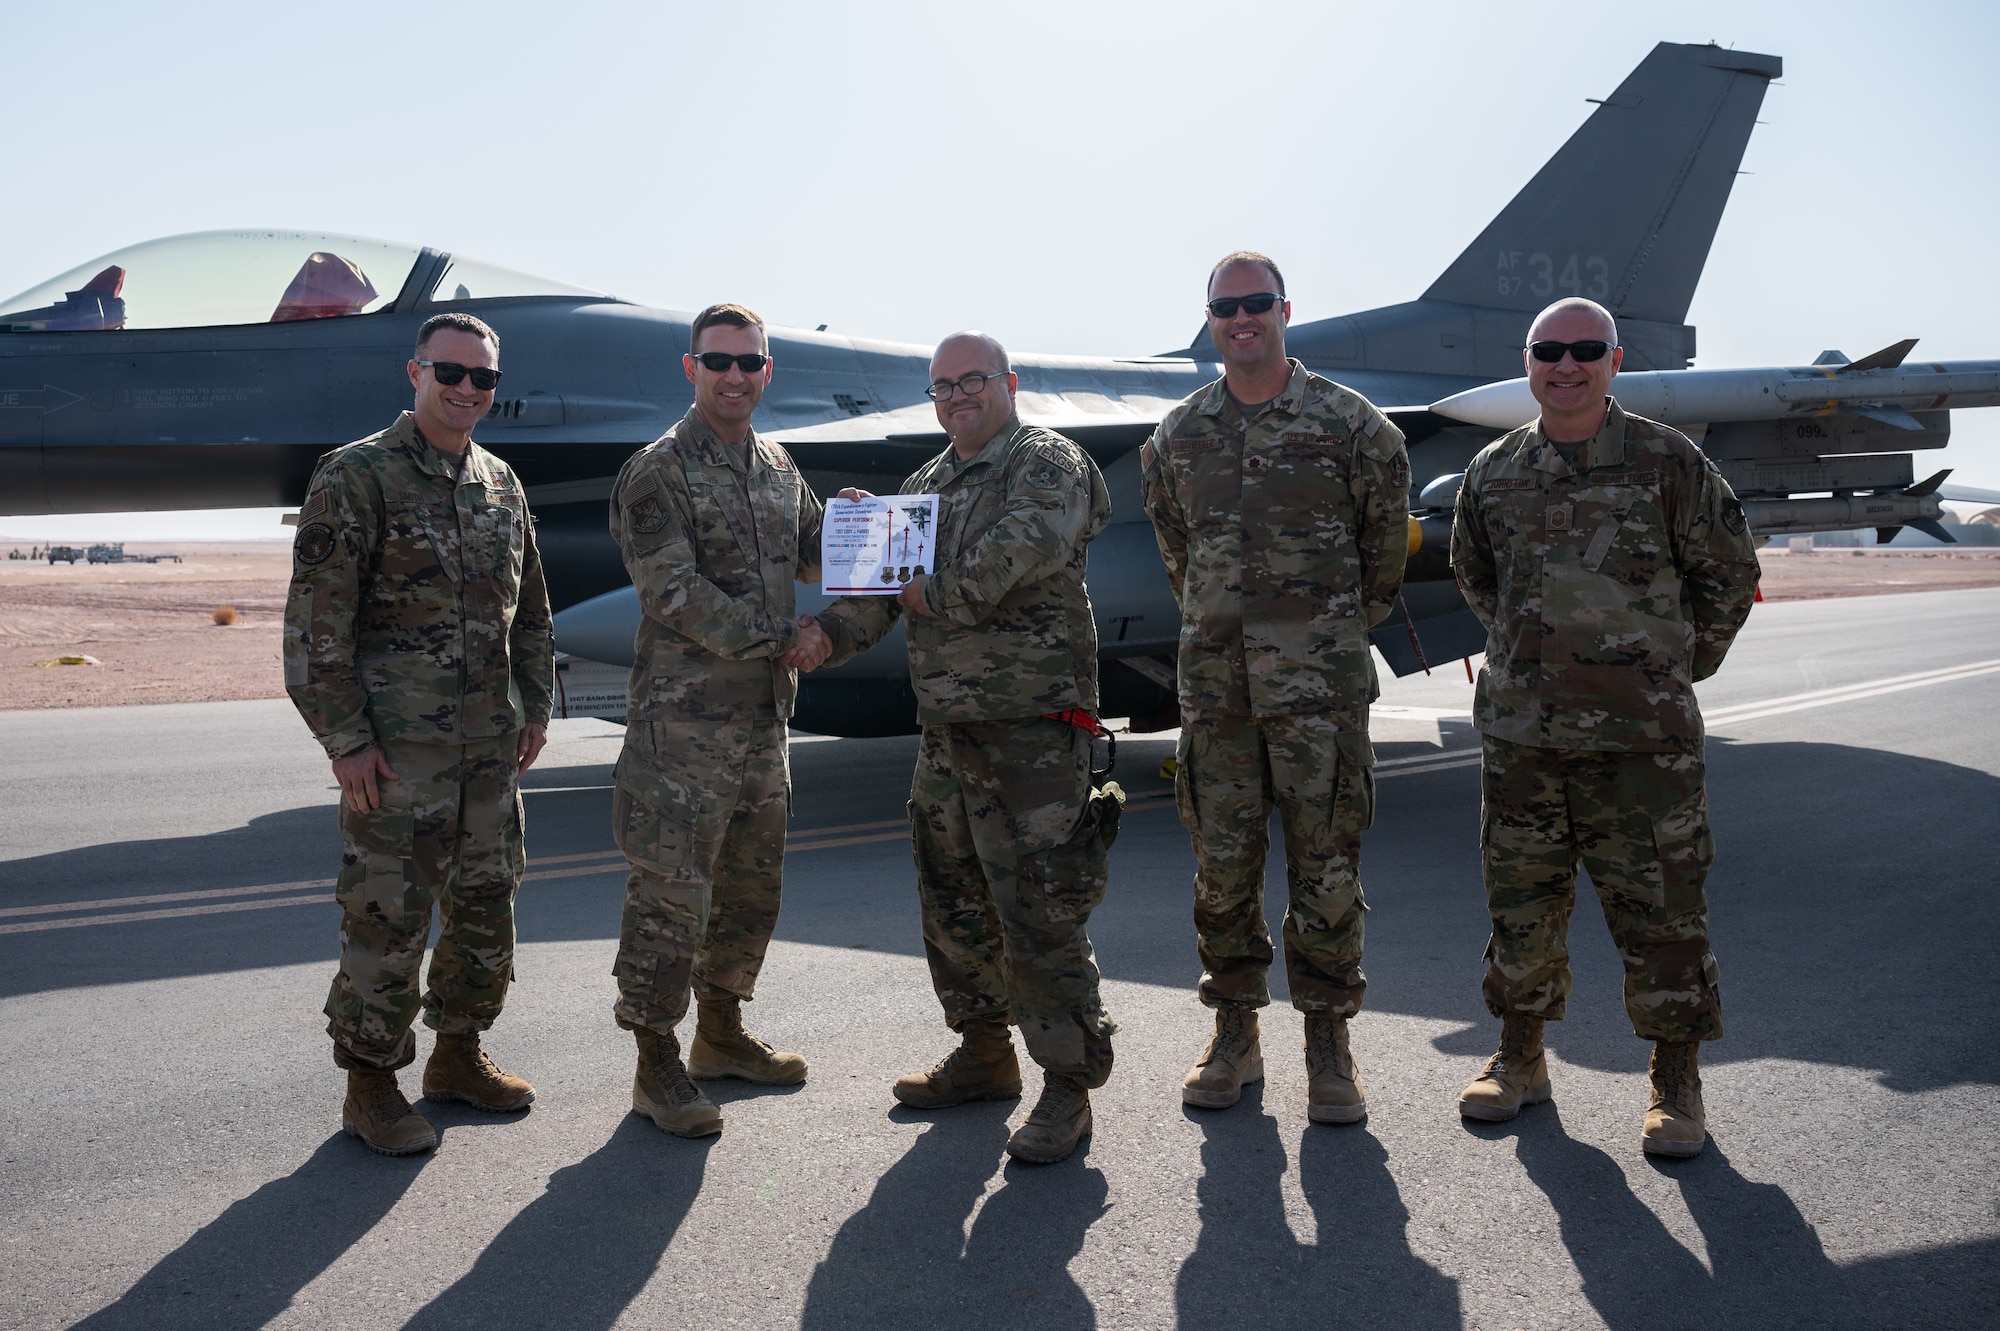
{"left": 286, "top": 312, "right": 554, "bottom": 1156}
{"left": 1450, "top": 297, "right": 1760, "bottom": 1157}
{"left": 607, "top": 303, "right": 832, "bottom": 1139}
{"left": 1141, "top": 252, "right": 1410, "bottom": 1125}
{"left": 818, "top": 331, "right": 1117, "bottom": 1165}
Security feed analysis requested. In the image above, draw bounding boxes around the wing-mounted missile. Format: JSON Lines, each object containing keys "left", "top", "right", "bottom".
{"left": 1429, "top": 344, "right": 2000, "bottom": 540}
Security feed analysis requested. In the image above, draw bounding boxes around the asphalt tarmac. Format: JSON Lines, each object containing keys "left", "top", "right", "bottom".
{"left": 3, "top": 588, "right": 1997, "bottom": 1330}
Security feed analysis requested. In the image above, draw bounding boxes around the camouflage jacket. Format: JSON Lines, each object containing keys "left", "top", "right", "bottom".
{"left": 611, "top": 407, "right": 824, "bottom": 722}
{"left": 284, "top": 412, "right": 554, "bottom": 759}
{"left": 820, "top": 418, "right": 1110, "bottom": 724}
{"left": 1450, "top": 398, "right": 1762, "bottom": 752}
{"left": 1141, "top": 360, "right": 1410, "bottom": 722}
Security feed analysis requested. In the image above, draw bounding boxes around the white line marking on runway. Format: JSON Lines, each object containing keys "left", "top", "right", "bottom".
{"left": 1704, "top": 657, "right": 2000, "bottom": 727}
{"left": 0, "top": 891, "right": 330, "bottom": 934}
{"left": 17, "top": 658, "right": 1990, "bottom": 935}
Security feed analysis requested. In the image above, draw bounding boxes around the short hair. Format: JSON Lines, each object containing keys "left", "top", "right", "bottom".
{"left": 1529, "top": 297, "right": 1618, "bottom": 344}
{"left": 415, "top": 312, "right": 498, "bottom": 357}
{"left": 1207, "top": 251, "right": 1286, "bottom": 298}
{"left": 933, "top": 330, "right": 1010, "bottom": 376}
{"left": 691, "top": 302, "right": 767, "bottom": 353}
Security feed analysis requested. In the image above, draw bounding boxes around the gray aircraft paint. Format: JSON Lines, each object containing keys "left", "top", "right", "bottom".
{"left": 9, "top": 41, "right": 1977, "bottom": 731}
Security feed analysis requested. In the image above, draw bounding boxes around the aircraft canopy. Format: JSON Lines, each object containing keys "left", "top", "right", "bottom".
{"left": 0, "top": 231, "right": 603, "bottom": 332}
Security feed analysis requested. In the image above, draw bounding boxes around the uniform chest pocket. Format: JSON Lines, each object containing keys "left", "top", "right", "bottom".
{"left": 381, "top": 502, "right": 448, "bottom": 579}
{"left": 1173, "top": 442, "right": 1242, "bottom": 526}
{"left": 939, "top": 480, "right": 1002, "bottom": 560}
{"left": 748, "top": 471, "right": 801, "bottom": 564}
{"left": 1481, "top": 485, "right": 1548, "bottom": 556}
{"left": 474, "top": 498, "right": 526, "bottom": 582}
{"left": 1574, "top": 483, "right": 1666, "bottom": 578}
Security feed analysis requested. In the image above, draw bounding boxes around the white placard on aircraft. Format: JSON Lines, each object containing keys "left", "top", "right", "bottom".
{"left": 822, "top": 494, "right": 940, "bottom": 595}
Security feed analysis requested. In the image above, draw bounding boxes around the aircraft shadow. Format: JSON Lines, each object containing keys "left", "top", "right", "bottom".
{"left": 1175, "top": 1083, "right": 1461, "bottom": 1329}
{"left": 67, "top": 1133, "right": 429, "bottom": 1330}
{"left": 5, "top": 739, "right": 1996, "bottom": 1099}
{"left": 799, "top": 1102, "right": 1110, "bottom": 1329}
{"left": 1480, "top": 1105, "right": 1999, "bottom": 1328}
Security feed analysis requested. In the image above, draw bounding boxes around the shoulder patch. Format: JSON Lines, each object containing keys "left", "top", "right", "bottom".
{"left": 295, "top": 522, "right": 336, "bottom": 565}
{"left": 1026, "top": 459, "right": 1063, "bottom": 490}
{"left": 298, "top": 490, "right": 329, "bottom": 522}
{"left": 1389, "top": 453, "right": 1411, "bottom": 490}
{"left": 627, "top": 493, "right": 670, "bottom": 535}
{"left": 1722, "top": 498, "right": 1747, "bottom": 535}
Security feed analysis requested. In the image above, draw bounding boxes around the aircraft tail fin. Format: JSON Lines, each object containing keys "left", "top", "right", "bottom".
{"left": 1422, "top": 41, "right": 1780, "bottom": 324}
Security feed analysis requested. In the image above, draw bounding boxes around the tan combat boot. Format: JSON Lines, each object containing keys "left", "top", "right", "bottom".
{"left": 1181, "top": 1007, "right": 1263, "bottom": 1109}
{"left": 423, "top": 1032, "right": 536, "bottom": 1112}
{"left": 1006, "top": 1072, "right": 1092, "bottom": 1164}
{"left": 342, "top": 1068, "right": 437, "bottom": 1156}
{"left": 893, "top": 1018, "right": 1023, "bottom": 1109}
{"left": 632, "top": 1027, "right": 724, "bottom": 1138}
{"left": 1642, "top": 1038, "right": 1707, "bottom": 1158}
{"left": 1304, "top": 1015, "right": 1367, "bottom": 1124}
{"left": 1459, "top": 1013, "right": 1552, "bottom": 1122}
{"left": 688, "top": 998, "right": 808, "bottom": 1085}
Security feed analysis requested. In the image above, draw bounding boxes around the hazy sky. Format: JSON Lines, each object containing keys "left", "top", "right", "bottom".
{"left": 4, "top": 0, "right": 1997, "bottom": 540}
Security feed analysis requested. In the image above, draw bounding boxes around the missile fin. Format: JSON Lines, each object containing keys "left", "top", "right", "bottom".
{"left": 1903, "top": 468, "right": 1953, "bottom": 498}
{"left": 1906, "top": 519, "right": 1956, "bottom": 544}
{"left": 1846, "top": 404, "right": 1926, "bottom": 431}
{"left": 1812, "top": 349, "right": 1850, "bottom": 366}
{"left": 1839, "top": 338, "right": 1920, "bottom": 373}
{"left": 1875, "top": 526, "right": 1903, "bottom": 546}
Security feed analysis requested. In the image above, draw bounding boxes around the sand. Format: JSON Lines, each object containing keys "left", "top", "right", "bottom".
{"left": 3, "top": 538, "right": 1997, "bottom": 711}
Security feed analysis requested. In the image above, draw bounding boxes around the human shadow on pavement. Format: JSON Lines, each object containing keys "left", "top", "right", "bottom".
{"left": 800, "top": 1102, "right": 1110, "bottom": 1329}
{"left": 1398, "top": 739, "right": 2000, "bottom": 1095}
{"left": 1507, "top": 1106, "right": 2000, "bottom": 1328}
{"left": 70, "top": 1133, "right": 427, "bottom": 1331}
{"left": 1175, "top": 1085, "right": 1460, "bottom": 1330}
{"left": 400, "top": 1115, "right": 709, "bottom": 1331}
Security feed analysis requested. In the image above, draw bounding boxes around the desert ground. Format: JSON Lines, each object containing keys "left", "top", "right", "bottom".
{"left": 3, "top": 537, "right": 1998, "bottom": 710}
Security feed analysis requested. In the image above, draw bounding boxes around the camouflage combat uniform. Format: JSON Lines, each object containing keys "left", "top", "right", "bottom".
{"left": 284, "top": 412, "right": 554, "bottom": 1071}
{"left": 1141, "top": 360, "right": 1410, "bottom": 1016}
{"left": 819, "top": 418, "right": 1119, "bottom": 1087}
{"left": 608, "top": 407, "right": 825, "bottom": 1033}
{"left": 1450, "top": 397, "right": 1761, "bottom": 1041}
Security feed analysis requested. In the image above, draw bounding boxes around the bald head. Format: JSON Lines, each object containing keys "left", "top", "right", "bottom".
{"left": 929, "top": 330, "right": 1018, "bottom": 457}
{"left": 1528, "top": 297, "right": 1617, "bottom": 347}
{"left": 1524, "top": 298, "right": 1623, "bottom": 441}
{"left": 932, "top": 330, "right": 1010, "bottom": 377}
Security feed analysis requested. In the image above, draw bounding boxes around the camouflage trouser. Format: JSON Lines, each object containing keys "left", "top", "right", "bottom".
{"left": 611, "top": 715, "right": 789, "bottom": 1033}
{"left": 1480, "top": 735, "right": 1723, "bottom": 1041}
{"left": 1176, "top": 711, "right": 1374, "bottom": 1016}
{"left": 911, "top": 718, "right": 1117, "bottom": 1087}
{"left": 325, "top": 734, "right": 525, "bottom": 1072}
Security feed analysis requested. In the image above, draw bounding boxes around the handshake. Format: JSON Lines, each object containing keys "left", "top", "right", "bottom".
{"left": 780, "top": 614, "right": 833, "bottom": 672}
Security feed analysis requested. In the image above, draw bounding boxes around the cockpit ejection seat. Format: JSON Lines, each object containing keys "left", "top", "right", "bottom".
{"left": 269, "top": 252, "right": 378, "bottom": 322}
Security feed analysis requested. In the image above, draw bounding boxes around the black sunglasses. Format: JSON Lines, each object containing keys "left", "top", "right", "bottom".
{"left": 692, "top": 351, "right": 771, "bottom": 373}
{"left": 1528, "top": 340, "right": 1617, "bottom": 364}
{"left": 416, "top": 359, "right": 502, "bottom": 390}
{"left": 1206, "top": 292, "right": 1283, "bottom": 319}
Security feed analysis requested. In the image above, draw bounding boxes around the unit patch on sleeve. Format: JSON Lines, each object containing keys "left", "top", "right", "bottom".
{"left": 295, "top": 523, "right": 336, "bottom": 565}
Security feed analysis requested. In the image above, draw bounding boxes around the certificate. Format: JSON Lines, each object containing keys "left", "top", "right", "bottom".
{"left": 822, "top": 494, "right": 941, "bottom": 595}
